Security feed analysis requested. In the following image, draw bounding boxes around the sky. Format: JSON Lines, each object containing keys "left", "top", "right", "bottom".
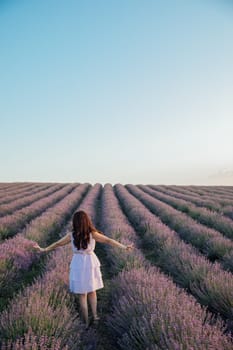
{"left": 0, "top": 0, "right": 232, "bottom": 185}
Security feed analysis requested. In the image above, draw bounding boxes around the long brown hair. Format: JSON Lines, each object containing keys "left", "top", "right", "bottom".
{"left": 72, "top": 210, "right": 97, "bottom": 250}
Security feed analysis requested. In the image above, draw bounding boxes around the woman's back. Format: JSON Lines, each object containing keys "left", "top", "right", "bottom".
{"left": 70, "top": 231, "right": 96, "bottom": 254}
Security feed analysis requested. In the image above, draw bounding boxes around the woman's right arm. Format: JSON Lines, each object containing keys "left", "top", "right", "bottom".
{"left": 32, "top": 232, "right": 71, "bottom": 252}
{"left": 92, "top": 231, "right": 133, "bottom": 250}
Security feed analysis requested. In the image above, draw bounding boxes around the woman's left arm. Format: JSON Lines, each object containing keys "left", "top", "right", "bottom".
{"left": 33, "top": 232, "right": 71, "bottom": 252}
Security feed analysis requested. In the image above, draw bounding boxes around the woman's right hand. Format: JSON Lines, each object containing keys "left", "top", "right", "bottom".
{"left": 125, "top": 244, "right": 134, "bottom": 251}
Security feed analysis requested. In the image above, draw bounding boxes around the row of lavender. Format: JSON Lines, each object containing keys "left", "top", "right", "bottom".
{"left": 0, "top": 184, "right": 90, "bottom": 310}
{"left": 0, "top": 183, "right": 65, "bottom": 216}
{"left": 0, "top": 183, "right": 54, "bottom": 206}
{"left": 0, "top": 182, "right": 38, "bottom": 190}
{"left": 184, "top": 185, "right": 233, "bottom": 198}
{"left": 0, "top": 184, "right": 103, "bottom": 349}
{"left": 0, "top": 183, "right": 42, "bottom": 197}
{"left": 145, "top": 185, "right": 233, "bottom": 235}
{"left": 100, "top": 184, "right": 232, "bottom": 349}
{"left": 168, "top": 185, "right": 233, "bottom": 198}
{"left": 150, "top": 185, "right": 233, "bottom": 212}
{"left": 171, "top": 185, "right": 233, "bottom": 214}
{"left": 115, "top": 185, "right": 233, "bottom": 324}
{"left": 134, "top": 185, "right": 233, "bottom": 271}
{"left": 0, "top": 184, "right": 77, "bottom": 240}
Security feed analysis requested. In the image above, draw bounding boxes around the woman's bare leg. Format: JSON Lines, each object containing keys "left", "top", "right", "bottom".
{"left": 87, "top": 291, "right": 98, "bottom": 319}
{"left": 78, "top": 293, "right": 88, "bottom": 326}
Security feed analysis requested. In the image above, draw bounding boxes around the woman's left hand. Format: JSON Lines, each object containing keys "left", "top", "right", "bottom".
{"left": 32, "top": 243, "right": 46, "bottom": 252}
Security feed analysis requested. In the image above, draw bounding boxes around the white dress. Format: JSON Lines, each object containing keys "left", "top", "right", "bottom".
{"left": 69, "top": 232, "right": 104, "bottom": 294}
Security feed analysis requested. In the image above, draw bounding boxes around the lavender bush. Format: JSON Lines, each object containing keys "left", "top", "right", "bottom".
{"left": 95, "top": 184, "right": 232, "bottom": 349}
{"left": 150, "top": 185, "right": 223, "bottom": 211}
{"left": 78, "top": 183, "right": 102, "bottom": 224}
{"left": 115, "top": 184, "right": 233, "bottom": 322}
{"left": 181, "top": 186, "right": 233, "bottom": 201}
{"left": 142, "top": 185, "right": 233, "bottom": 238}
{"left": 164, "top": 185, "right": 233, "bottom": 201}
{"left": 0, "top": 183, "right": 65, "bottom": 217}
{"left": 130, "top": 185, "right": 233, "bottom": 266}
{"left": 154, "top": 186, "right": 233, "bottom": 221}
{"left": 0, "top": 246, "right": 82, "bottom": 349}
{"left": 100, "top": 184, "right": 145, "bottom": 273}
{"left": 0, "top": 184, "right": 76, "bottom": 240}
{"left": 0, "top": 183, "right": 52, "bottom": 205}
{"left": 222, "top": 206, "right": 233, "bottom": 220}
{"left": 107, "top": 267, "right": 232, "bottom": 350}
{"left": 0, "top": 183, "right": 37, "bottom": 199}
{"left": 1, "top": 327, "right": 69, "bottom": 350}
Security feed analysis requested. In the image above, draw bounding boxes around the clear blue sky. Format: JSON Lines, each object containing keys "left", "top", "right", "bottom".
{"left": 0, "top": 0, "right": 232, "bottom": 185}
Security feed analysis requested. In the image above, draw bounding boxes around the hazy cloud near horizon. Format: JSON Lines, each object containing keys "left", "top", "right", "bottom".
{"left": 207, "top": 169, "right": 233, "bottom": 185}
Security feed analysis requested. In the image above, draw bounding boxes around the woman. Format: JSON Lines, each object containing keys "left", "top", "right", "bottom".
{"left": 33, "top": 210, "right": 133, "bottom": 329}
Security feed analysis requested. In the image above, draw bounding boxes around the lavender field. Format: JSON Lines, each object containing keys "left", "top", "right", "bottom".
{"left": 0, "top": 183, "right": 233, "bottom": 350}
